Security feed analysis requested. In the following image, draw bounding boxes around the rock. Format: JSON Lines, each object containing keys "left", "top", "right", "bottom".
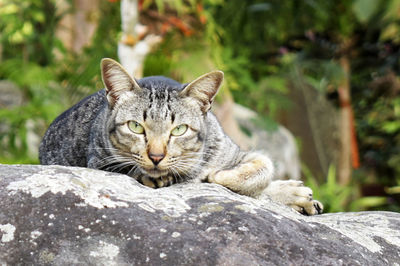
{"left": 215, "top": 102, "right": 301, "bottom": 180}
{"left": 0, "top": 80, "right": 41, "bottom": 159}
{"left": 0, "top": 164, "right": 399, "bottom": 265}
{"left": 0, "top": 80, "right": 24, "bottom": 108}
{"left": 232, "top": 104, "right": 301, "bottom": 180}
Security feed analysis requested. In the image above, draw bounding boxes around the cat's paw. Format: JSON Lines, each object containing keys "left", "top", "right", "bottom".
{"left": 157, "top": 175, "right": 174, "bottom": 188}
{"left": 138, "top": 175, "right": 174, "bottom": 188}
{"left": 260, "top": 180, "right": 323, "bottom": 216}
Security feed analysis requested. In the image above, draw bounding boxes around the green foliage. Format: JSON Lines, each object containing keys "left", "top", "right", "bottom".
{"left": 147, "top": 0, "right": 198, "bottom": 14}
{"left": 304, "top": 164, "right": 353, "bottom": 213}
{"left": 304, "top": 164, "right": 390, "bottom": 213}
{"left": 352, "top": 0, "right": 382, "bottom": 23}
{"left": 0, "top": 59, "right": 65, "bottom": 163}
{"left": 252, "top": 0, "right": 400, "bottom": 211}
{"left": 0, "top": 0, "right": 68, "bottom": 65}
{"left": 0, "top": 0, "right": 119, "bottom": 163}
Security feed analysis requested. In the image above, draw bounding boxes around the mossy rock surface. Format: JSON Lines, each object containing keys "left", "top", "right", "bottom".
{"left": 0, "top": 164, "right": 400, "bottom": 265}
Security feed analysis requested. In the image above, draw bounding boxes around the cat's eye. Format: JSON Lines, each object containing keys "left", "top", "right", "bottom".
{"left": 128, "top": 121, "right": 144, "bottom": 134}
{"left": 171, "top": 124, "right": 188, "bottom": 136}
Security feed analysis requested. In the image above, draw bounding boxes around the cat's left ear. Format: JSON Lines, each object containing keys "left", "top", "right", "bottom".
{"left": 180, "top": 71, "right": 224, "bottom": 112}
{"left": 101, "top": 58, "right": 141, "bottom": 107}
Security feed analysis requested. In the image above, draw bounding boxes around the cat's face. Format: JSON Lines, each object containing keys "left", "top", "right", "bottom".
{"left": 101, "top": 58, "right": 223, "bottom": 179}
{"left": 108, "top": 85, "right": 205, "bottom": 179}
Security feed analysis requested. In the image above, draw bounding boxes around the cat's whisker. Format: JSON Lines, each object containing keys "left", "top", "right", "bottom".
{"left": 171, "top": 167, "right": 185, "bottom": 184}
{"left": 87, "top": 146, "right": 143, "bottom": 163}
{"left": 95, "top": 151, "right": 146, "bottom": 170}
{"left": 107, "top": 161, "right": 137, "bottom": 173}
{"left": 96, "top": 156, "right": 130, "bottom": 168}
{"left": 168, "top": 167, "right": 180, "bottom": 184}
{"left": 169, "top": 163, "right": 192, "bottom": 180}
{"left": 132, "top": 167, "right": 142, "bottom": 177}
{"left": 127, "top": 164, "right": 139, "bottom": 176}
{"left": 175, "top": 158, "right": 212, "bottom": 168}
{"left": 97, "top": 156, "right": 137, "bottom": 171}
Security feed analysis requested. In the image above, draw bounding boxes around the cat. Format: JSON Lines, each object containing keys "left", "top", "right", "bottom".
{"left": 39, "top": 58, "right": 323, "bottom": 215}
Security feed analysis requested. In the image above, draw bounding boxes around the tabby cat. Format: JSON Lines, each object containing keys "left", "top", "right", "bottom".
{"left": 39, "top": 58, "right": 323, "bottom": 215}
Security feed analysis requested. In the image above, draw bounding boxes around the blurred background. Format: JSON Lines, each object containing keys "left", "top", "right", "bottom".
{"left": 1, "top": 0, "right": 400, "bottom": 213}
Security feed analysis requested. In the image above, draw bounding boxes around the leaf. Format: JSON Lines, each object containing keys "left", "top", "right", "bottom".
{"left": 259, "top": 76, "right": 287, "bottom": 93}
{"left": 350, "top": 196, "right": 387, "bottom": 210}
{"left": 0, "top": 3, "right": 18, "bottom": 15}
{"left": 352, "top": 0, "right": 381, "bottom": 23}
{"left": 155, "top": 0, "right": 165, "bottom": 13}
{"left": 386, "top": 186, "right": 400, "bottom": 194}
{"left": 382, "top": 121, "right": 400, "bottom": 134}
{"left": 326, "top": 164, "right": 337, "bottom": 190}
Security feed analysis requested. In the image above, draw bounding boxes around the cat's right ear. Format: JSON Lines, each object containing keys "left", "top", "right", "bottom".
{"left": 101, "top": 58, "right": 141, "bottom": 107}
{"left": 180, "top": 71, "right": 224, "bottom": 113}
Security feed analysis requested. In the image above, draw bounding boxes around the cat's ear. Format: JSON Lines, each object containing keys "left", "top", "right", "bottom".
{"left": 101, "top": 58, "right": 141, "bottom": 107}
{"left": 180, "top": 71, "right": 224, "bottom": 112}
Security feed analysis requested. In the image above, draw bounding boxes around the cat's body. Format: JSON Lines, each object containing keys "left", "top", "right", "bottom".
{"left": 40, "top": 58, "right": 323, "bottom": 215}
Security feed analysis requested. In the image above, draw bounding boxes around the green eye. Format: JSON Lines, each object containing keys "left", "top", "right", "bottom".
{"left": 171, "top": 124, "right": 188, "bottom": 136}
{"left": 128, "top": 121, "right": 144, "bottom": 134}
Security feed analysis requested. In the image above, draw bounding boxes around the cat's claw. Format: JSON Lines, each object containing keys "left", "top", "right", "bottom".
{"left": 312, "top": 200, "right": 324, "bottom": 215}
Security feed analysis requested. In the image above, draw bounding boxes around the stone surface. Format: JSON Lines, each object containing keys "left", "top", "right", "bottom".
{"left": 0, "top": 164, "right": 400, "bottom": 265}
{"left": 0, "top": 80, "right": 24, "bottom": 108}
{"left": 232, "top": 104, "right": 301, "bottom": 180}
{"left": 215, "top": 102, "right": 301, "bottom": 180}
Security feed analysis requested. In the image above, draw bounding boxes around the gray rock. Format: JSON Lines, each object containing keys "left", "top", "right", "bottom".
{"left": 233, "top": 104, "right": 301, "bottom": 180}
{"left": 0, "top": 80, "right": 41, "bottom": 159}
{"left": 0, "top": 164, "right": 399, "bottom": 265}
{"left": 0, "top": 80, "right": 24, "bottom": 108}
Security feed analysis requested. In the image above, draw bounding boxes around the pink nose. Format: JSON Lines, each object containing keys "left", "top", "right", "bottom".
{"left": 148, "top": 153, "right": 165, "bottom": 165}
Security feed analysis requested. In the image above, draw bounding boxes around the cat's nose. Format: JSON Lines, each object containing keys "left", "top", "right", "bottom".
{"left": 148, "top": 153, "right": 165, "bottom": 165}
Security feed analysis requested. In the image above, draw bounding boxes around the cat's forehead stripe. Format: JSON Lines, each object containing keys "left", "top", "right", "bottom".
{"left": 145, "top": 87, "right": 175, "bottom": 122}
{"left": 148, "top": 88, "right": 154, "bottom": 104}
{"left": 143, "top": 110, "right": 147, "bottom": 121}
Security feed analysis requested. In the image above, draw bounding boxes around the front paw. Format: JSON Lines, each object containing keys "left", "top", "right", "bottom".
{"left": 260, "top": 180, "right": 323, "bottom": 215}
{"left": 137, "top": 175, "right": 174, "bottom": 188}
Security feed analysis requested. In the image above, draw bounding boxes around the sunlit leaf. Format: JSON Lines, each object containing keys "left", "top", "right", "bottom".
{"left": 352, "top": 0, "right": 381, "bottom": 23}
{"left": 22, "top": 22, "right": 33, "bottom": 36}
{"left": 382, "top": 121, "right": 400, "bottom": 134}
{"left": 0, "top": 3, "right": 18, "bottom": 15}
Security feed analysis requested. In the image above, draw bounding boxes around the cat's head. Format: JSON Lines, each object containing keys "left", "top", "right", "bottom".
{"left": 100, "top": 58, "right": 223, "bottom": 179}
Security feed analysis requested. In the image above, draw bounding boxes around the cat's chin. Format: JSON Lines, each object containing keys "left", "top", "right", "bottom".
{"left": 142, "top": 168, "right": 169, "bottom": 178}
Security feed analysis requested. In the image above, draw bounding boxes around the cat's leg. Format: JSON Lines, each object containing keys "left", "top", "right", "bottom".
{"left": 207, "top": 151, "right": 323, "bottom": 215}
{"left": 207, "top": 151, "right": 274, "bottom": 197}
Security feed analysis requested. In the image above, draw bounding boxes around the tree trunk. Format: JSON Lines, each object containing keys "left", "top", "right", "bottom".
{"left": 118, "top": 0, "right": 161, "bottom": 78}
{"left": 337, "top": 56, "right": 359, "bottom": 185}
{"left": 55, "top": 0, "right": 99, "bottom": 54}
